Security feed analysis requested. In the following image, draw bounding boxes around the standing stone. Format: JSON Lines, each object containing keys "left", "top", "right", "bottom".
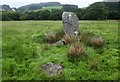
{"left": 62, "top": 12, "right": 79, "bottom": 36}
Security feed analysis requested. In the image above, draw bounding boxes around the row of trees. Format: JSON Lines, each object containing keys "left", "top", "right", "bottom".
{"left": 1, "top": 9, "right": 63, "bottom": 21}
{"left": 1, "top": 2, "right": 119, "bottom": 21}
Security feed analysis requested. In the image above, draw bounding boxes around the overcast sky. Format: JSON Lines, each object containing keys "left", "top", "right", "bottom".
{"left": 0, "top": 0, "right": 105, "bottom": 8}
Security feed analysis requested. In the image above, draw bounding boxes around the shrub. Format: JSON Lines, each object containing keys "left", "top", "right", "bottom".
{"left": 62, "top": 35, "right": 82, "bottom": 45}
{"left": 80, "top": 31, "right": 95, "bottom": 45}
{"left": 62, "top": 35, "right": 71, "bottom": 44}
{"left": 88, "top": 37, "right": 104, "bottom": 47}
{"left": 68, "top": 43, "right": 85, "bottom": 58}
{"left": 45, "top": 32, "right": 56, "bottom": 43}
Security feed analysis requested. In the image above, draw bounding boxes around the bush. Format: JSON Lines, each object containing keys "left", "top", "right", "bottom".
{"left": 88, "top": 37, "right": 104, "bottom": 47}
{"left": 62, "top": 35, "right": 71, "bottom": 44}
{"left": 62, "top": 35, "right": 82, "bottom": 45}
{"left": 68, "top": 43, "right": 85, "bottom": 58}
{"left": 2, "top": 11, "right": 20, "bottom": 21}
{"left": 45, "top": 32, "right": 57, "bottom": 43}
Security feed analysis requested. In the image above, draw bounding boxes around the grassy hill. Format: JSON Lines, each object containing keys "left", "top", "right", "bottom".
{"left": 18, "top": 2, "right": 61, "bottom": 11}
{"left": 34, "top": 6, "right": 63, "bottom": 11}
{"left": 42, "top": 6, "right": 63, "bottom": 11}
{"left": 2, "top": 21, "right": 118, "bottom": 80}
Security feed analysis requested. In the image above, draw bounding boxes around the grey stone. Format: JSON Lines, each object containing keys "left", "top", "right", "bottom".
{"left": 53, "top": 40, "right": 64, "bottom": 46}
{"left": 41, "top": 62, "right": 63, "bottom": 77}
{"left": 62, "top": 12, "right": 79, "bottom": 36}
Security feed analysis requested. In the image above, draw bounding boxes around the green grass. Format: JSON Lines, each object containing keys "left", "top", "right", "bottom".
{"left": 35, "top": 6, "right": 63, "bottom": 11}
{"left": 2, "top": 20, "right": 119, "bottom": 80}
{"left": 42, "top": 6, "right": 62, "bottom": 10}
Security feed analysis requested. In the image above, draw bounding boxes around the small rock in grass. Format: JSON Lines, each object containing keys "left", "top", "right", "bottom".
{"left": 41, "top": 62, "right": 63, "bottom": 77}
{"left": 52, "top": 40, "right": 65, "bottom": 46}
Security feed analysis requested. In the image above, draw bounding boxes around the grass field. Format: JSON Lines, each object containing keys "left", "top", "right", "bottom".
{"left": 2, "top": 20, "right": 118, "bottom": 80}
{"left": 35, "top": 6, "right": 63, "bottom": 11}
{"left": 42, "top": 6, "right": 62, "bottom": 10}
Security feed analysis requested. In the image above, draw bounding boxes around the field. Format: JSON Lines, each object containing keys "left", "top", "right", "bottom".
{"left": 42, "top": 6, "right": 62, "bottom": 10}
{"left": 35, "top": 6, "right": 63, "bottom": 11}
{"left": 2, "top": 21, "right": 118, "bottom": 80}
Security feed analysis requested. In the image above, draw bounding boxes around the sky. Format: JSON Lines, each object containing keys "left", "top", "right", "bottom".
{"left": 0, "top": 0, "right": 106, "bottom": 8}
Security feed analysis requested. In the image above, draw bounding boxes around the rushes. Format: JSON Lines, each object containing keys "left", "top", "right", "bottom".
{"left": 62, "top": 35, "right": 82, "bottom": 45}
{"left": 80, "top": 31, "right": 104, "bottom": 47}
{"left": 88, "top": 37, "right": 104, "bottom": 47}
{"left": 62, "top": 35, "right": 71, "bottom": 44}
{"left": 45, "top": 32, "right": 56, "bottom": 43}
{"left": 68, "top": 43, "right": 85, "bottom": 58}
{"left": 44, "top": 30, "right": 104, "bottom": 60}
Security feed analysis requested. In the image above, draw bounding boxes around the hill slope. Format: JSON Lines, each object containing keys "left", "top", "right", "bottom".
{"left": 18, "top": 2, "right": 61, "bottom": 11}
{"left": 0, "top": 4, "right": 12, "bottom": 11}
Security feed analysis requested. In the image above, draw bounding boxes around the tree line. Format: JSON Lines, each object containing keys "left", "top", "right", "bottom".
{"left": 1, "top": 2, "right": 119, "bottom": 21}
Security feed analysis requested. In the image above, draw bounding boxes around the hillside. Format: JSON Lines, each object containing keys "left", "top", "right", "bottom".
{"left": 34, "top": 6, "right": 63, "bottom": 12}
{"left": 17, "top": 2, "right": 79, "bottom": 12}
{"left": 0, "top": 4, "right": 12, "bottom": 11}
{"left": 17, "top": 2, "right": 61, "bottom": 11}
{"left": 41, "top": 6, "right": 63, "bottom": 11}
{"left": 0, "top": 2, "right": 79, "bottom": 12}
{"left": 103, "top": 2, "right": 119, "bottom": 11}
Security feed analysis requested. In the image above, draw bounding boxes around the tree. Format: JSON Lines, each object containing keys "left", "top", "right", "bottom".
{"left": 62, "top": 5, "right": 78, "bottom": 12}
{"left": 0, "top": 12, "right": 2, "bottom": 21}
{"left": 84, "top": 2, "right": 107, "bottom": 20}
{"left": 71, "top": 8, "right": 87, "bottom": 20}
{"left": 107, "top": 11, "right": 120, "bottom": 20}
{"left": 2, "top": 11, "right": 10, "bottom": 21}
{"left": 2, "top": 11, "right": 20, "bottom": 21}
{"left": 39, "top": 10, "right": 50, "bottom": 20}
{"left": 9, "top": 12, "right": 20, "bottom": 20}
{"left": 24, "top": 11, "right": 36, "bottom": 20}
{"left": 50, "top": 9, "right": 63, "bottom": 20}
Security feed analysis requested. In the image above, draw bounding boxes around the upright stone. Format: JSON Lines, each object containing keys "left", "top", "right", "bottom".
{"left": 62, "top": 12, "right": 79, "bottom": 36}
